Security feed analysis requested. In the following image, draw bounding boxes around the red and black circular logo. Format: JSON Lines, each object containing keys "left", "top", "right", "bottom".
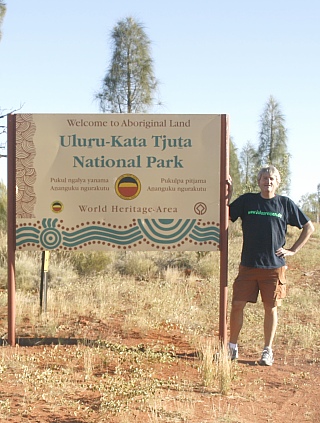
{"left": 51, "top": 200, "right": 64, "bottom": 213}
{"left": 115, "top": 174, "right": 141, "bottom": 200}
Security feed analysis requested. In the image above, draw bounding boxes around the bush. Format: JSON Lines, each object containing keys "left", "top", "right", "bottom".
{"left": 15, "top": 252, "right": 41, "bottom": 291}
{"left": 0, "top": 182, "right": 6, "bottom": 231}
{"left": 114, "top": 251, "right": 158, "bottom": 280}
{"left": 70, "top": 251, "right": 112, "bottom": 276}
{"left": 194, "top": 252, "right": 220, "bottom": 279}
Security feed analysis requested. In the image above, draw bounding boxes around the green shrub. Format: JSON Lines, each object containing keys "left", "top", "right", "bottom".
{"left": 70, "top": 251, "right": 112, "bottom": 276}
{"left": 152, "top": 251, "right": 198, "bottom": 275}
{"left": 0, "top": 182, "right": 6, "bottom": 231}
{"left": 15, "top": 252, "right": 41, "bottom": 291}
{"left": 194, "top": 252, "right": 220, "bottom": 279}
{"left": 114, "top": 251, "right": 158, "bottom": 280}
{"left": 0, "top": 228, "right": 6, "bottom": 254}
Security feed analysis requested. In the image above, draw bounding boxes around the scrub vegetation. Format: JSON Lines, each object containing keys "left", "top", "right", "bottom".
{"left": 0, "top": 223, "right": 319, "bottom": 422}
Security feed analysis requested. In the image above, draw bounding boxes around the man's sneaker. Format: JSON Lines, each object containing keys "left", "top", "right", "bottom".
{"left": 228, "top": 343, "right": 238, "bottom": 361}
{"left": 259, "top": 346, "right": 274, "bottom": 366}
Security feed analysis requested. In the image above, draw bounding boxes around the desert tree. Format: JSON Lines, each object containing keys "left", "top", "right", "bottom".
{"left": 0, "top": 181, "right": 6, "bottom": 230}
{"left": 96, "top": 16, "right": 158, "bottom": 113}
{"left": 0, "top": 1, "right": 7, "bottom": 139}
{"left": 0, "top": 1, "right": 5, "bottom": 41}
{"left": 298, "top": 191, "right": 319, "bottom": 222}
{"left": 257, "top": 95, "right": 290, "bottom": 194}
{"left": 229, "top": 138, "right": 241, "bottom": 197}
{"left": 318, "top": 183, "right": 320, "bottom": 223}
{"left": 239, "top": 141, "right": 259, "bottom": 193}
{"left": 311, "top": 182, "right": 320, "bottom": 222}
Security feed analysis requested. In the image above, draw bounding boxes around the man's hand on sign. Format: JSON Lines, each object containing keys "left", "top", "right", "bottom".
{"left": 227, "top": 175, "right": 233, "bottom": 205}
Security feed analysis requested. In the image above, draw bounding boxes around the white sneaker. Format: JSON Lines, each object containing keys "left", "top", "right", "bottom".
{"left": 259, "top": 347, "right": 274, "bottom": 366}
{"left": 228, "top": 343, "right": 238, "bottom": 360}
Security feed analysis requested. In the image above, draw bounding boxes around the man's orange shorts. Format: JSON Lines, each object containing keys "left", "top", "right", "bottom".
{"left": 232, "top": 265, "right": 287, "bottom": 307}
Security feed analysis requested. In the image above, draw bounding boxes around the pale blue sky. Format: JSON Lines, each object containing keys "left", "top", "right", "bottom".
{"left": 0, "top": 0, "right": 319, "bottom": 202}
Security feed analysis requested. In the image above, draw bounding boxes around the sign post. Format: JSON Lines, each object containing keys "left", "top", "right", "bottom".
{"left": 219, "top": 115, "right": 229, "bottom": 347}
{"left": 40, "top": 251, "right": 50, "bottom": 313}
{"left": 7, "top": 114, "right": 16, "bottom": 346}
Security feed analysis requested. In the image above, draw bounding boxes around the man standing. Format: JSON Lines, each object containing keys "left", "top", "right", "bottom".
{"left": 228, "top": 166, "right": 314, "bottom": 366}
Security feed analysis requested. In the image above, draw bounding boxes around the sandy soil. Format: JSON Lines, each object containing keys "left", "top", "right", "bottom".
{"left": 0, "top": 305, "right": 319, "bottom": 423}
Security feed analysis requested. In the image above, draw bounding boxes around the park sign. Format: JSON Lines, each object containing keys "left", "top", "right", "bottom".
{"left": 13, "top": 113, "right": 227, "bottom": 252}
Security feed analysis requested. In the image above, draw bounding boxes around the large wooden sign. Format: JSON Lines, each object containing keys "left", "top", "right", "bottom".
{"left": 15, "top": 114, "right": 224, "bottom": 251}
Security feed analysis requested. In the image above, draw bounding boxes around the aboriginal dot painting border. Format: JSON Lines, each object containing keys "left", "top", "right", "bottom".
{"left": 16, "top": 218, "right": 220, "bottom": 251}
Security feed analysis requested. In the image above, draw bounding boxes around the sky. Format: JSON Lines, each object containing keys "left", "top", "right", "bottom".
{"left": 0, "top": 0, "right": 319, "bottom": 203}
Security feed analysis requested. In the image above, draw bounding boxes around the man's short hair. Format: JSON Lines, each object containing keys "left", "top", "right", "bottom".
{"left": 257, "top": 165, "right": 281, "bottom": 184}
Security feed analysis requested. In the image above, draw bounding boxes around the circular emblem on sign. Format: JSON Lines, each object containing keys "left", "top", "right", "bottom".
{"left": 51, "top": 200, "right": 64, "bottom": 213}
{"left": 194, "top": 202, "right": 207, "bottom": 215}
{"left": 40, "top": 228, "right": 62, "bottom": 249}
{"left": 115, "top": 174, "right": 141, "bottom": 200}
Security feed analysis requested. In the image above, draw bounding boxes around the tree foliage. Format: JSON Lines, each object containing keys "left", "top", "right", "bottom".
{"left": 229, "top": 138, "right": 241, "bottom": 197}
{"left": 257, "top": 95, "right": 290, "bottom": 194}
{"left": 0, "top": 1, "right": 6, "bottom": 136}
{"left": 0, "top": 181, "right": 6, "bottom": 230}
{"left": 239, "top": 141, "right": 259, "bottom": 193}
{"left": 230, "top": 96, "right": 292, "bottom": 196}
{"left": 96, "top": 16, "right": 158, "bottom": 113}
{"left": 0, "top": 1, "right": 6, "bottom": 41}
{"left": 298, "top": 183, "right": 320, "bottom": 222}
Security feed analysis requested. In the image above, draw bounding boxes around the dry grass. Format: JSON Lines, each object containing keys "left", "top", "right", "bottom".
{"left": 0, "top": 223, "right": 318, "bottom": 422}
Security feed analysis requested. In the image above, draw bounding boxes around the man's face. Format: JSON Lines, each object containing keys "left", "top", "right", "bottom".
{"left": 258, "top": 173, "right": 279, "bottom": 198}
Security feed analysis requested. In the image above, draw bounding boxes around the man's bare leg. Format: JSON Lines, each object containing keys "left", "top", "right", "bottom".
{"left": 229, "top": 300, "right": 247, "bottom": 344}
{"left": 263, "top": 303, "right": 278, "bottom": 348}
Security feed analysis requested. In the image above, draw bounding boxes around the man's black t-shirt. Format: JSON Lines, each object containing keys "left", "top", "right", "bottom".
{"left": 229, "top": 193, "right": 309, "bottom": 269}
